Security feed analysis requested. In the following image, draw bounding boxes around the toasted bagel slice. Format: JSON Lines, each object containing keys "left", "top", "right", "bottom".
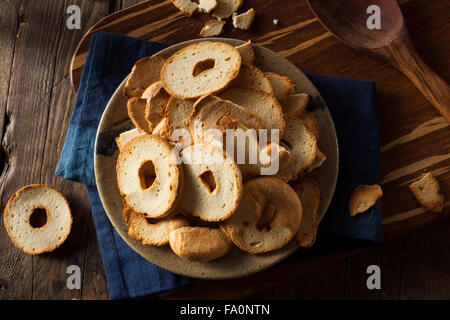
{"left": 219, "top": 87, "right": 285, "bottom": 137}
{"left": 180, "top": 143, "right": 243, "bottom": 222}
{"left": 124, "top": 56, "right": 165, "bottom": 98}
{"left": 169, "top": 226, "right": 233, "bottom": 262}
{"left": 264, "top": 72, "right": 296, "bottom": 102}
{"left": 127, "top": 98, "right": 152, "bottom": 133}
{"left": 230, "top": 65, "right": 273, "bottom": 95}
{"left": 123, "top": 204, "right": 171, "bottom": 246}
{"left": 224, "top": 177, "right": 302, "bottom": 254}
{"left": 189, "top": 95, "right": 265, "bottom": 144}
{"left": 116, "top": 135, "right": 183, "bottom": 218}
{"left": 161, "top": 41, "right": 241, "bottom": 99}
{"left": 4, "top": 184, "right": 72, "bottom": 255}
{"left": 235, "top": 41, "right": 255, "bottom": 65}
{"left": 277, "top": 117, "right": 317, "bottom": 181}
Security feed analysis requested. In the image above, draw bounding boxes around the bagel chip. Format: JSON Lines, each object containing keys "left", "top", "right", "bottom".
{"left": 349, "top": 185, "right": 383, "bottom": 217}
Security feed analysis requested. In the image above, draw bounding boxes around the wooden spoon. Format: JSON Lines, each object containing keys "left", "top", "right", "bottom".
{"left": 307, "top": 0, "right": 450, "bottom": 122}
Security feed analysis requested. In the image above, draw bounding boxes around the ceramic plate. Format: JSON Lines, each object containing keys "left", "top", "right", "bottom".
{"left": 94, "top": 38, "right": 339, "bottom": 279}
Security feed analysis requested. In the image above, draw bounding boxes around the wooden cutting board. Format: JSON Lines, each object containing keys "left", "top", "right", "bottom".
{"left": 69, "top": 0, "right": 449, "bottom": 297}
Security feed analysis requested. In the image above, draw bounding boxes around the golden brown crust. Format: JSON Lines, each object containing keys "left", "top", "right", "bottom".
{"left": 169, "top": 226, "right": 233, "bottom": 262}
{"left": 179, "top": 144, "right": 243, "bottom": 222}
{"left": 4, "top": 184, "right": 72, "bottom": 255}
{"left": 123, "top": 204, "right": 171, "bottom": 246}
{"left": 349, "top": 184, "right": 383, "bottom": 217}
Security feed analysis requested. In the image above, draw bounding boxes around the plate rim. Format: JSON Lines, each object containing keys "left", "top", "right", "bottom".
{"left": 94, "top": 37, "right": 339, "bottom": 279}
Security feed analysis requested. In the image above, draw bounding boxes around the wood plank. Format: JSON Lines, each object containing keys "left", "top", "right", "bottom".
{"left": 0, "top": 0, "right": 63, "bottom": 300}
{"left": 0, "top": 0, "right": 111, "bottom": 300}
{"left": 380, "top": 239, "right": 404, "bottom": 299}
{"left": 400, "top": 219, "right": 450, "bottom": 299}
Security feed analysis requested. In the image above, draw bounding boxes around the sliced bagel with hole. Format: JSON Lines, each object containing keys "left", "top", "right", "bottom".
{"left": 189, "top": 94, "right": 265, "bottom": 144}
{"left": 161, "top": 41, "right": 241, "bottom": 99}
{"left": 223, "top": 176, "right": 302, "bottom": 254}
{"left": 294, "top": 177, "right": 320, "bottom": 247}
{"left": 235, "top": 40, "right": 255, "bottom": 65}
{"left": 124, "top": 56, "right": 165, "bottom": 98}
{"left": 264, "top": 72, "right": 296, "bottom": 102}
{"left": 218, "top": 87, "right": 285, "bottom": 137}
{"left": 127, "top": 98, "right": 152, "bottom": 133}
{"left": 277, "top": 116, "right": 317, "bottom": 181}
{"left": 3, "top": 184, "right": 72, "bottom": 255}
{"left": 116, "top": 135, "right": 183, "bottom": 218}
{"left": 283, "top": 93, "right": 309, "bottom": 116}
{"left": 180, "top": 143, "right": 243, "bottom": 222}
{"left": 123, "top": 203, "right": 172, "bottom": 246}
{"left": 230, "top": 65, "right": 273, "bottom": 94}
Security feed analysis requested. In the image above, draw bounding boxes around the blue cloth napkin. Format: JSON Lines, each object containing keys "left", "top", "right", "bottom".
{"left": 55, "top": 32, "right": 383, "bottom": 300}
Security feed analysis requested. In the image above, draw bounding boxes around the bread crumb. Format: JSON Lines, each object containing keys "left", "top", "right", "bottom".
{"left": 232, "top": 8, "right": 255, "bottom": 30}
{"left": 170, "top": 0, "right": 199, "bottom": 16}
{"left": 199, "top": 19, "right": 226, "bottom": 37}
{"left": 409, "top": 172, "right": 444, "bottom": 213}
{"left": 198, "top": 0, "right": 217, "bottom": 13}
{"left": 273, "top": 19, "right": 279, "bottom": 25}
{"left": 213, "top": 0, "right": 243, "bottom": 20}
{"left": 349, "top": 184, "right": 383, "bottom": 217}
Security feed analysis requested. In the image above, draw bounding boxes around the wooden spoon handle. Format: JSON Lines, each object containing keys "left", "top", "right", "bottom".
{"left": 385, "top": 37, "right": 450, "bottom": 122}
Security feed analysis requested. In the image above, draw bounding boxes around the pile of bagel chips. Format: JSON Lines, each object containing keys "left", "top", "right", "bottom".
{"left": 116, "top": 41, "right": 325, "bottom": 262}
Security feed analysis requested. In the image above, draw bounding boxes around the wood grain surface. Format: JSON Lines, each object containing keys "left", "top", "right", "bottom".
{"left": 0, "top": 0, "right": 449, "bottom": 300}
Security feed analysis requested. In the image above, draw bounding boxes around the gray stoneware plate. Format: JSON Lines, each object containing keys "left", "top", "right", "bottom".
{"left": 94, "top": 38, "right": 339, "bottom": 280}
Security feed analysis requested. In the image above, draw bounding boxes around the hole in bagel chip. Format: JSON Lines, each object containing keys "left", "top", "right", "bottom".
{"left": 256, "top": 202, "right": 276, "bottom": 232}
{"left": 193, "top": 58, "right": 216, "bottom": 77}
{"left": 29, "top": 207, "right": 48, "bottom": 228}
{"left": 199, "top": 170, "right": 217, "bottom": 193}
{"left": 139, "top": 160, "right": 157, "bottom": 190}
{"left": 280, "top": 139, "right": 292, "bottom": 150}
{"left": 145, "top": 217, "right": 160, "bottom": 225}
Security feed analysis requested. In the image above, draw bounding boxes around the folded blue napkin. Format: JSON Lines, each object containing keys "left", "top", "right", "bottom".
{"left": 55, "top": 32, "right": 383, "bottom": 300}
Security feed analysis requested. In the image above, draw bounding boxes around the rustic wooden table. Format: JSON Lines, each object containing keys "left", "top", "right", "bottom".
{"left": 0, "top": 0, "right": 449, "bottom": 300}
